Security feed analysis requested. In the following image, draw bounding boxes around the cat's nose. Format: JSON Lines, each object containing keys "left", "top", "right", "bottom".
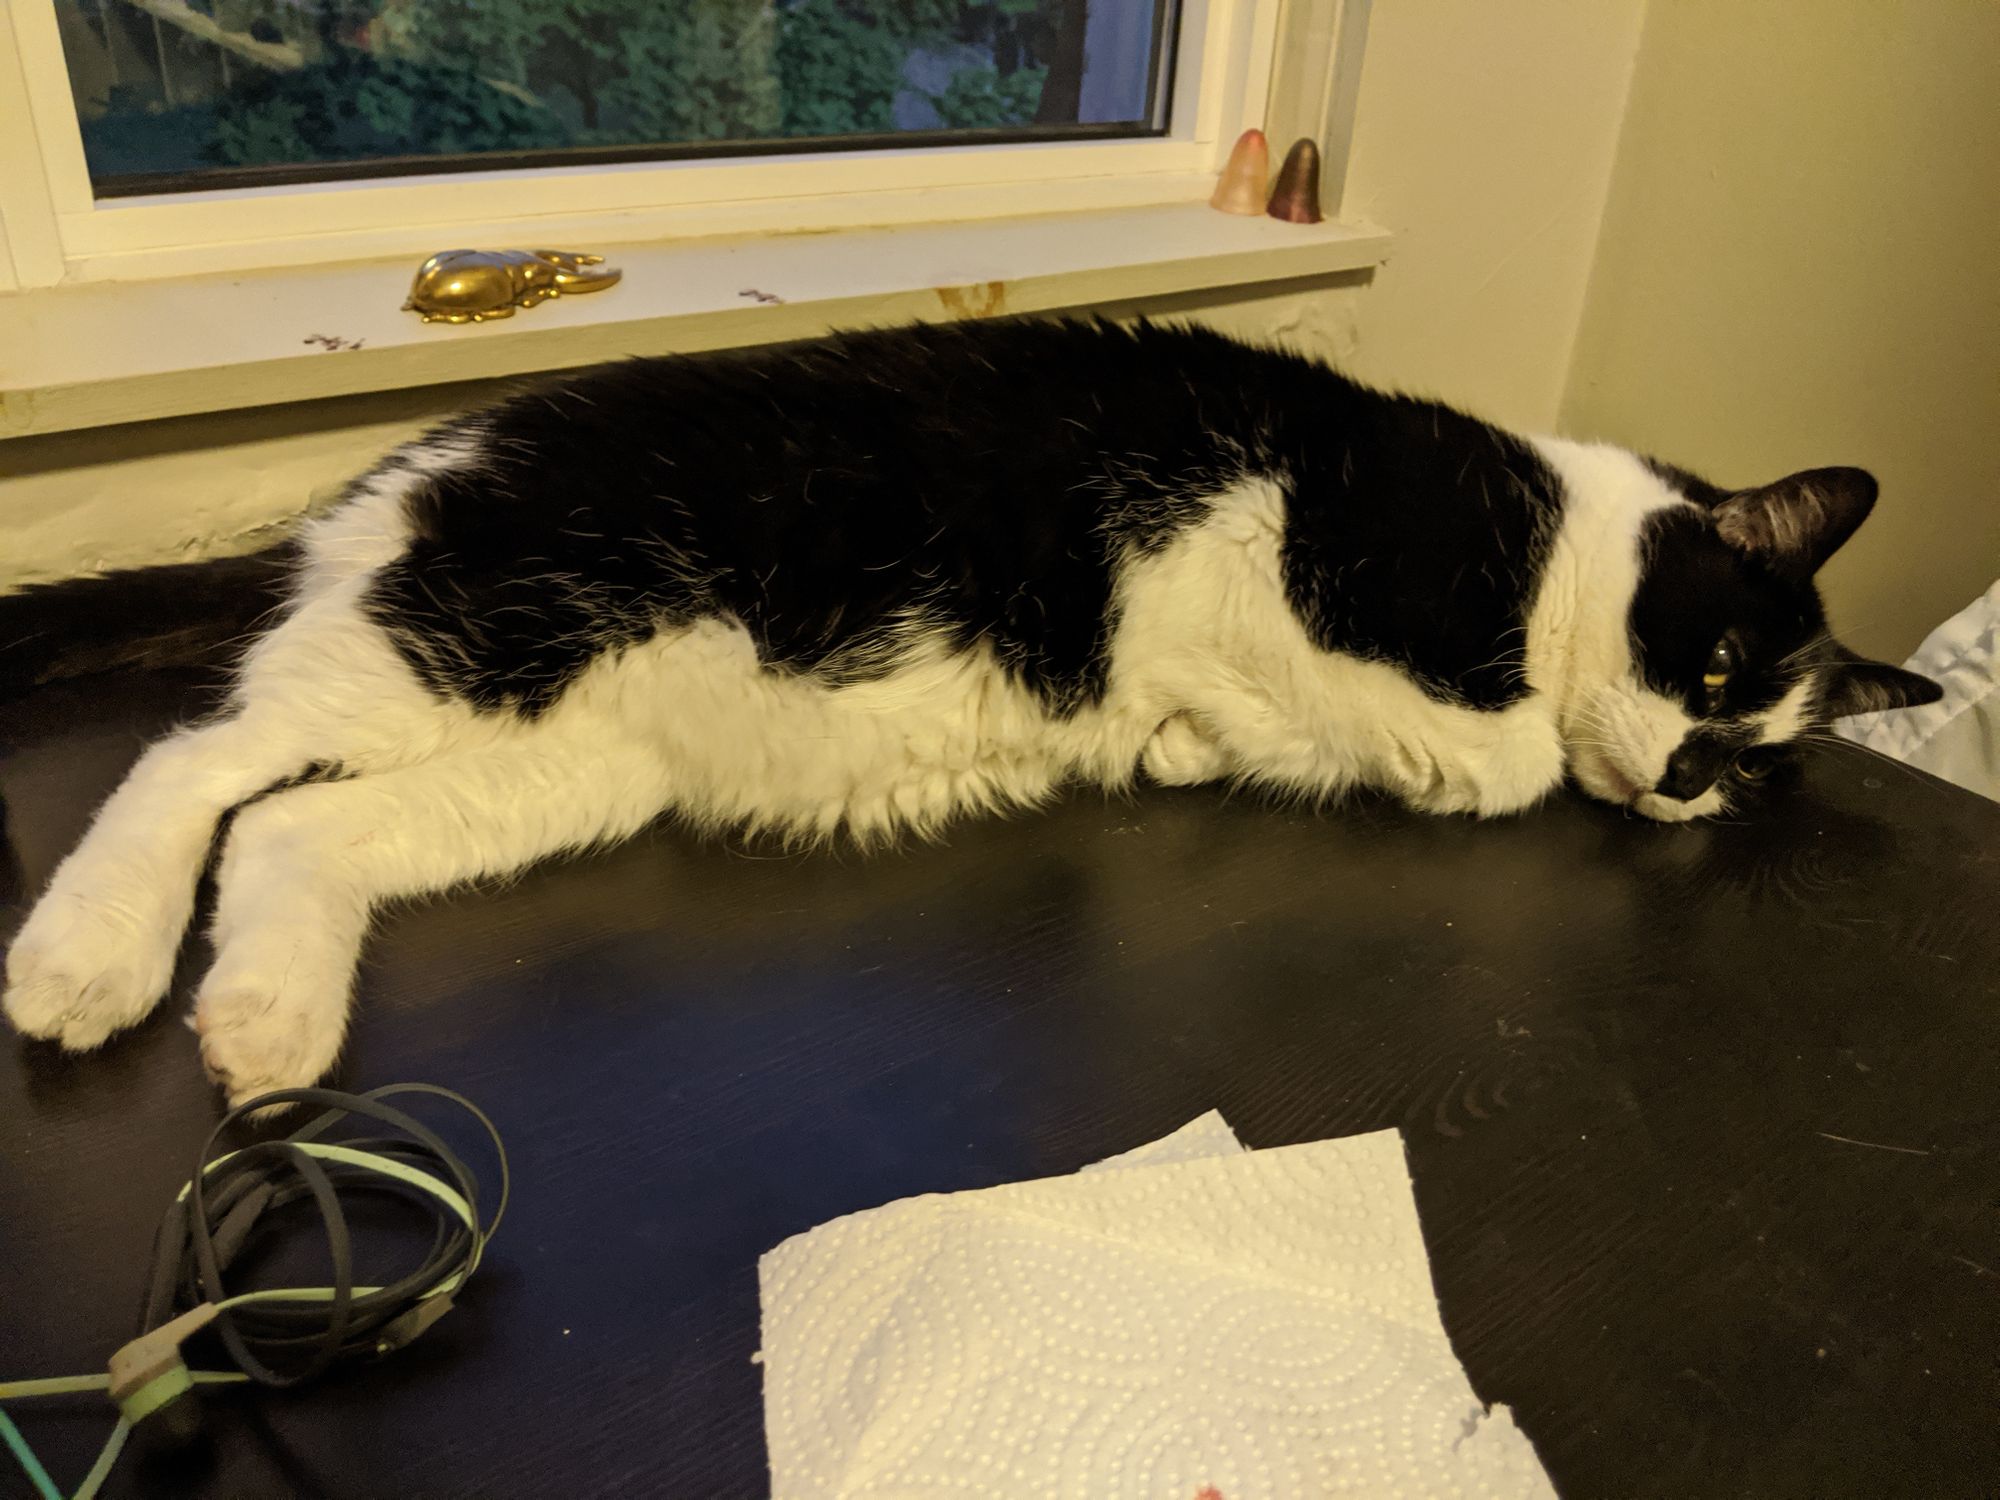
{"left": 1656, "top": 742, "right": 1723, "bottom": 802}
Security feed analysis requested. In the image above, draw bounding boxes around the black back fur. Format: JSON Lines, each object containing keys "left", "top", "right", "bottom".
{"left": 365, "top": 320, "right": 1562, "bottom": 717}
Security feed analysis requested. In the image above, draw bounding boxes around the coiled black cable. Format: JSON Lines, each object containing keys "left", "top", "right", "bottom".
{"left": 2, "top": 1083, "right": 508, "bottom": 1500}
{"left": 143, "top": 1082, "right": 509, "bottom": 1385}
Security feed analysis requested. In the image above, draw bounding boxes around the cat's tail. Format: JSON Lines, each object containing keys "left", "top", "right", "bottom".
{"left": 0, "top": 545, "right": 296, "bottom": 702}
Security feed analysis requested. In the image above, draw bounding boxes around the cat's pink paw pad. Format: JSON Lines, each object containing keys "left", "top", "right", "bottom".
{"left": 193, "top": 987, "right": 344, "bottom": 1109}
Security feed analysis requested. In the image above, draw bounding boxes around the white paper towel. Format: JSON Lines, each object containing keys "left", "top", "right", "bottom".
{"left": 758, "top": 1116, "right": 1555, "bottom": 1499}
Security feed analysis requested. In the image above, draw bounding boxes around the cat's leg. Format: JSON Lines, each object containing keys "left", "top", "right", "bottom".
{"left": 5, "top": 570, "right": 464, "bottom": 1049}
{"left": 1140, "top": 712, "right": 1233, "bottom": 787}
{"left": 1191, "top": 685, "right": 1565, "bottom": 817}
{"left": 192, "top": 731, "right": 669, "bottom": 1104}
{"left": 4, "top": 712, "right": 314, "bottom": 1049}
{"left": 1389, "top": 703, "right": 1567, "bottom": 817}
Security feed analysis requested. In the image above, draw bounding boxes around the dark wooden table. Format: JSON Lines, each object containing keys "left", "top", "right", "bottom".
{"left": 3, "top": 665, "right": 1996, "bottom": 1500}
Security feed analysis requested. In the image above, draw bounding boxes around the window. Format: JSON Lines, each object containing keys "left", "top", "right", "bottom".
{"left": 54, "top": 0, "right": 1180, "bottom": 197}
{"left": 2, "top": 0, "right": 1369, "bottom": 298}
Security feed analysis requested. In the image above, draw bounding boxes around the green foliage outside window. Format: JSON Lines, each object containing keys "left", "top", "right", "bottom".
{"left": 210, "top": 50, "right": 574, "bottom": 165}
{"left": 401, "top": 0, "right": 781, "bottom": 141}
{"left": 775, "top": 0, "right": 909, "bottom": 136}
{"left": 70, "top": 0, "right": 1089, "bottom": 179}
{"left": 928, "top": 63, "right": 1047, "bottom": 128}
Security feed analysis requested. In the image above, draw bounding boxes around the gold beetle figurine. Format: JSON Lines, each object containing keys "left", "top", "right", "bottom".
{"left": 402, "top": 249, "right": 623, "bottom": 324}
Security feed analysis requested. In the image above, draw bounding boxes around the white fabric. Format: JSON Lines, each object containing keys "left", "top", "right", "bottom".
{"left": 758, "top": 1117, "right": 1555, "bottom": 1499}
{"left": 1840, "top": 580, "right": 2000, "bottom": 803}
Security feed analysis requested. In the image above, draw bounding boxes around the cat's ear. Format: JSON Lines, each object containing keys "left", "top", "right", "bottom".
{"left": 1713, "top": 466, "right": 1876, "bottom": 575}
{"left": 1818, "top": 647, "right": 1943, "bottom": 719}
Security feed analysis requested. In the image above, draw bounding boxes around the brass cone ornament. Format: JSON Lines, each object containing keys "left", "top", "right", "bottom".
{"left": 1266, "top": 138, "right": 1324, "bottom": 225}
{"left": 1208, "top": 128, "right": 1270, "bottom": 216}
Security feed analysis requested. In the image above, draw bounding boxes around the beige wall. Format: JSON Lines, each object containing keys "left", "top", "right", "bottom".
{"left": 1336, "top": 0, "right": 1647, "bottom": 427}
{"left": 1561, "top": 0, "right": 2000, "bottom": 661}
{"left": 1182, "top": 0, "right": 1648, "bottom": 430}
{"left": 0, "top": 0, "right": 1648, "bottom": 587}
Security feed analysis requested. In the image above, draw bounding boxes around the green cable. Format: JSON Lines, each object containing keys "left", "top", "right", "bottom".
{"left": 1, "top": 1372, "right": 249, "bottom": 1500}
{"left": 69, "top": 1417, "right": 129, "bottom": 1500}
{"left": 0, "top": 1371, "right": 247, "bottom": 1403}
{"left": 178, "top": 1141, "right": 476, "bottom": 1229}
{"left": 0, "top": 1406, "right": 61, "bottom": 1500}
{"left": 0, "top": 1375, "right": 108, "bottom": 1401}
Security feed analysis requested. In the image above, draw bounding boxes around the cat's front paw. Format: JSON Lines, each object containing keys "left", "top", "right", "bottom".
{"left": 1632, "top": 787, "right": 1726, "bottom": 823}
{"left": 3, "top": 893, "right": 178, "bottom": 1050}
{"left": 192, "top": 954, "right": 351, "bottom": 1109}
{"left": 194, "top": 986, "right": 347, "bottom": 1109}
{"left": 1142, "top": 713, "right": 1230, "bottom": 787}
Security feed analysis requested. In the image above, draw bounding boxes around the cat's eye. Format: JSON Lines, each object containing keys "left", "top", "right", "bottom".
{"left": 1733, "top": 746, "right": 1780, "bottom": 780}
{"left": 1703, "top": 639, "right": 1735, "bottom": 690}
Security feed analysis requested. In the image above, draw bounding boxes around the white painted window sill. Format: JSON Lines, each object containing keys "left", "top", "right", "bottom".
{"left": 0, "top": 203, "right": 1389, "bottom": 441}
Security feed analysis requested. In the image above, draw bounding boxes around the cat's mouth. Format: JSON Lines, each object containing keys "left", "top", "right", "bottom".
{"left": 1573, "top": 751, "right": 1726, "bottom": 822}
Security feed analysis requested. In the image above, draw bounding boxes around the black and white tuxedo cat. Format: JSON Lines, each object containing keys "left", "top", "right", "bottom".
{"left": 3, "top": 319, "right": 1938, "bottom": 1102}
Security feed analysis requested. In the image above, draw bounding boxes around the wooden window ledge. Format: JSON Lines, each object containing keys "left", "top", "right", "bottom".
{"left": 0, "top": 203, "right": 1390, "bottom": 440}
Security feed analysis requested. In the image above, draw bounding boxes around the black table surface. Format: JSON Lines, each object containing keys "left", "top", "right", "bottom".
{"left": 2, "top": 664, "right": 1996, "bottom": 1500}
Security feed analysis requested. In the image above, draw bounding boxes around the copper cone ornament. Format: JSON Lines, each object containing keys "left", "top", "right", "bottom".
{"left": 1266, "top": 137, "right": 1323, "bottom": 224}
{"left": 1208, "top": 128, "right": 1270, "bottom": 216}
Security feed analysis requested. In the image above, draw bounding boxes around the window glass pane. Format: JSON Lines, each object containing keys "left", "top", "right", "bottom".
{"left": 53, "top": 0, "right": 1180, "bottom": 197}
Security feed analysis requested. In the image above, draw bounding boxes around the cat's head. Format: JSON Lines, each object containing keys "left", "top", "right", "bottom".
{"left": 1568, "top": 462, "right": 1941, "bottom": 821}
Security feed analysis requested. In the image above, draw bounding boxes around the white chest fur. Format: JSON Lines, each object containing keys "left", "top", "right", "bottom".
{"left": 547, "top": 476, "right": 1580, "bottom": 838}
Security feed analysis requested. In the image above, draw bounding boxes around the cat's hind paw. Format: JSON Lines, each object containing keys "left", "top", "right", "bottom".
{"left": 1142, "top": 713, "right": 1231, "bottom": 787}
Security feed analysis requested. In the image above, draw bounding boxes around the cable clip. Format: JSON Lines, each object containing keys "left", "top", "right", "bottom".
{"left": 107, "top": 1304, "right": 219, "bottom": 1434}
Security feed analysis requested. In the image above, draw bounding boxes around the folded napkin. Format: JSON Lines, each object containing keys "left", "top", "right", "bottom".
{"left": 758, "top": 1113, "right": 1554, "bottom": 1499}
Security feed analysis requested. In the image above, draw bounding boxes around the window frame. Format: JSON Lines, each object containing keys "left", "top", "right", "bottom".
{"left": 0, "top": 0, "right": 1378, "bottom": 291}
